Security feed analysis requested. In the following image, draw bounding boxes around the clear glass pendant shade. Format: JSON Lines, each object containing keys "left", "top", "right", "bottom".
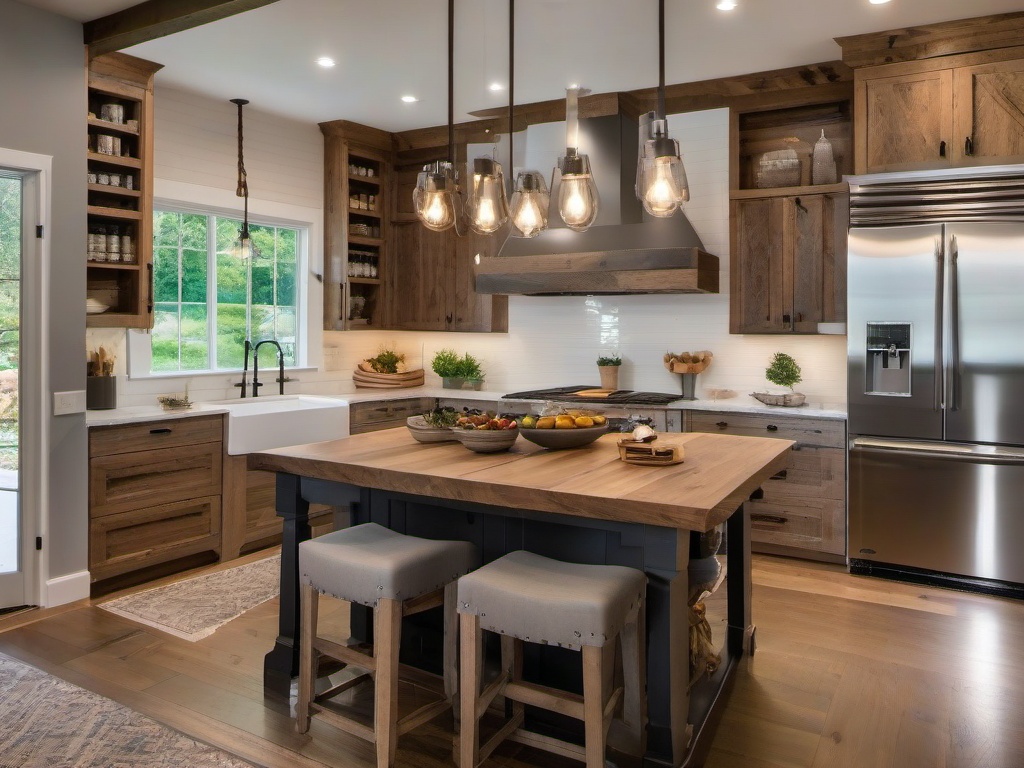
{"left": 465, "top": 158, "right": 509, "bottom": 234}
{"left": 636, "top": 115, "right": 689, "bottom": 216}
{"left": 508, "top": 170, "right": 550, "bottom": 238}
{"left": 413, "top": 161, "right": 459, "bottom": 232}
{"left": 556, "top": 151, "right": 599, "bottom": 232}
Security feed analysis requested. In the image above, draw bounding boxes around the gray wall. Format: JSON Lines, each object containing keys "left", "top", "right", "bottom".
{"left": 0, "top": 1, "right": 88, "bottom": 584}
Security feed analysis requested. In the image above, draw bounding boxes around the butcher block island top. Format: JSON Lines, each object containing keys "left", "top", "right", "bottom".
{"left": 249, "top": 428, "right": 794, "bottom": 532}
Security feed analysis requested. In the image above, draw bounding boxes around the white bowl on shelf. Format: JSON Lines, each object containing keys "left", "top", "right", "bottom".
{"left": 86, "top": 298, "right": 109, "bottom": 314}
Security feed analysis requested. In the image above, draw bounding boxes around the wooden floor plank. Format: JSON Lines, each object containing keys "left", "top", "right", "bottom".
{"left": 2, "top": 553, "right": 1023, "bottom": 768}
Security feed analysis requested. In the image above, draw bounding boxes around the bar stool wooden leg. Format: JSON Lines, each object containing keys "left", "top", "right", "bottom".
{"left": 499, "top": 635, "right": 524, "bottom": 721}
{"left": 296, "top": 583, "right": 318, "bottom": 734}
{"left": 582, "top": 644, "right": 608, "bottom": 768}
{"left": 459, "top": 612, "right": 482, "bottom": 768}
{"left": 374, "top": 598, "right": 402, "bottom": 768}
{"left": 620, "top": 604, "right": 646, "bottom": 749}
{"left": 443, "top": 581, "right": 458, "bottom": 704}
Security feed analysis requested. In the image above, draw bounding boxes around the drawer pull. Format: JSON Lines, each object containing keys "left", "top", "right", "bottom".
{"left": 750, "top": 513, "right": 788, "bottom": 525}
{"left": 149, "top": 428, "right": 173, "bottom": 435}
{"left": 766, "top": 424, "right": 778, "bottom": 432}
{"left": 715, "top": 421, "right": 728, "bottom": 430}
{"left": 770, "top": 470, "right": 788, "bottom": 480}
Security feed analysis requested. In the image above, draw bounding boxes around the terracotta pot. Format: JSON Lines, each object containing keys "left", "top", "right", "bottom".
{"left": 598, "top": 365, "right": 620, "bottom": 391}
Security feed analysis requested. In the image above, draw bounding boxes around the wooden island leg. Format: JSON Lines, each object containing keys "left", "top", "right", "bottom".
{"left": 264, "top": 472, "right": 312, "bottom": 699}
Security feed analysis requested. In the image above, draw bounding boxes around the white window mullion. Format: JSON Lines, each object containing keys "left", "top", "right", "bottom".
{"left": 207, "top": 215, "right": 217, "bottom": 369}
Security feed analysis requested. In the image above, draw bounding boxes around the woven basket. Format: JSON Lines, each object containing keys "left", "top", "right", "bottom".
{"left": 751, "top": 391, "right": 806, "bottom": 407}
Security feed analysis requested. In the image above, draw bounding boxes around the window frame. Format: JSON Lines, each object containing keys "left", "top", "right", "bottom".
{"left": 128, "top": 198, "right": 316, "bottom": 379}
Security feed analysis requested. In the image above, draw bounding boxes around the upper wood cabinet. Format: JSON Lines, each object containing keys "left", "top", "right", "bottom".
{"left": 387, "top": 170, "right": 507, "bottom": 333}
{"left": 86, "top": 53, "right": 161, "bottom": 329}
{"left": 854, "top": 49, "right": 1024, "bottom": 174}
{"left": 730, "top": 191, "right": 847, "bottom": 335}
{"left": 729, "top": 95, "right": 851, "bottom": 335}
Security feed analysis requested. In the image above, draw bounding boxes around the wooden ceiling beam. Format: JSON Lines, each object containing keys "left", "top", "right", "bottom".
{"left": 84, "top": 0, "right": 280, "bottom": 58}
{"left": 835, "top": 11, "right": 1024, "bottom": 68}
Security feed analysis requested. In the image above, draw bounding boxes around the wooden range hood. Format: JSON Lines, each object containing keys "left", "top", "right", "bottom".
{"left": 475, "top": 112, "right": 719, "bottom": 296}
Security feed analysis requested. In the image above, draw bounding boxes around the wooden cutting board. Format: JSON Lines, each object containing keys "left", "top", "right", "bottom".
{"left": 573, "top": 388, "right": 617, "bottom": 398}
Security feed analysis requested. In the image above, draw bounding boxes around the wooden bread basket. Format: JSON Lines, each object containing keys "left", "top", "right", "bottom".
{"left": 617, "top": 438, "right": 685, "bottom": 466}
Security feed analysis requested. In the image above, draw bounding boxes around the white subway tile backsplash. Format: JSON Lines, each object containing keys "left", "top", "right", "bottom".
{"left": 91, "top": 104, "right": 847, "bottom": 409}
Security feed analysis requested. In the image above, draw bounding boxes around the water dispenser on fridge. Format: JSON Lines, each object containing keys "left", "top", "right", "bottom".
{"left": 865, "top": 322, "right": 911, "bottom": 397}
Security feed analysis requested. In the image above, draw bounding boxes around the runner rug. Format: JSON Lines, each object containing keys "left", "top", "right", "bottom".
{"left": 99, "top": 554, "right": 281, "bottom": 641}
{"left": 0, "top": 653, "right": 253, "bottom": 768}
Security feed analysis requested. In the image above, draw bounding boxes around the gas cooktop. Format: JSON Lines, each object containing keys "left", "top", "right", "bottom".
{"left": 502, "top": 385, "right": 682, "bottom": 406}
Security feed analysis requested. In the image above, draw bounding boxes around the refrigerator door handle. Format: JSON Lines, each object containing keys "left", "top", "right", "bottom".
{"left": 949, "top": 235, "right": 961, "bottom": 411}
{"left": 934, "top": 237, "right": 945, "bottom": 412}
{"left": 852, "top": 437, "right": 1024, "bottom": 465}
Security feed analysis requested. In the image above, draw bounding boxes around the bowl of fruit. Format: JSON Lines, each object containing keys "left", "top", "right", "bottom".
{"left": 407, "top": 407, "right": 460, "bottom": 443}
{"left": 518, "top": 411, "right": 609, "bottom": 450}
{"left": 451, "top": 411, "right": 519, "bottom": 453}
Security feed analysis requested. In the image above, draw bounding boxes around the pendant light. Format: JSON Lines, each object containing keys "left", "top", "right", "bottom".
{"left": 466, "top": 0, "right": 510, "bottom": 238}
{"left": 636, "top": 0, "right": 689, "bottom": 217}
{"left": 555, "top": 85, "right": 599, "bottom": 232}
{"left": 231, "top": 98, "right": 253, "bottom": 258}
{"left": 507, "top": 0, "right": 550, "bottom": 238}
{"left": 413, "top": 0, "right": 461, "bottom": 233}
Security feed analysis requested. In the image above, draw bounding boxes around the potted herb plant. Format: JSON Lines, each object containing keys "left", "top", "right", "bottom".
{"left": 753, "top": 352, "right": 806, "bottom": 407}
{"left": 432, "top": 348, "right": 485, "bottom": 390}
{"left": 596, "top": 355, "right": 622, "bottom": 391}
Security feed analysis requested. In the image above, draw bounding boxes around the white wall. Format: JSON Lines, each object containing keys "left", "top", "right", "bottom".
{"left": 96, "top": 95, "right": 846, "bottom": 407}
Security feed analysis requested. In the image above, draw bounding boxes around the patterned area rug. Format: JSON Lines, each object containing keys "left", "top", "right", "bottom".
{"left": 0, "top": 653, "right": 254, "bottom": 768}
{"left": 99, "top": 555, "right": 281, "bottom": 641}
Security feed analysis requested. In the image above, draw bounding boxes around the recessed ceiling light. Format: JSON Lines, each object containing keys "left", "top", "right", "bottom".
{"left": 869, "top": 0, "right": 891, "bottom": 3}
{"left": 716, "top": 0, "right": 737, "bottom": 9}
{"left": 401, "top": 95, "right": 419, "bottom": 103}
{"left": 316, "top": 56, "right": 335, "bottom": 68}
{"left": 489, "top": 82, "right": 505, "bottom": 92}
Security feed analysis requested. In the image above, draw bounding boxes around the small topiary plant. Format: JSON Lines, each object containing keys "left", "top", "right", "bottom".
{"left": 596, "top": 355, "right": 621, "bottom": 367}
{"left": 765, "top": 352, "right": 802, "bottom": 391}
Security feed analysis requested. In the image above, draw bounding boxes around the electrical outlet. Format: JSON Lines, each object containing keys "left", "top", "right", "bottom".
{"left": 53, "top": 390, "right": 86, "bottom": 415}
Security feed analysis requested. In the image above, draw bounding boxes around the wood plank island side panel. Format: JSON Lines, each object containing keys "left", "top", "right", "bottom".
{"left": 249, "top": 431, "right": 794, "bottom": 531}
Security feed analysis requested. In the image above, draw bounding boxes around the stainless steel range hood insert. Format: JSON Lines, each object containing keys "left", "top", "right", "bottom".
{"left": 474, "top": 112, "right": 719, "bottom": 296}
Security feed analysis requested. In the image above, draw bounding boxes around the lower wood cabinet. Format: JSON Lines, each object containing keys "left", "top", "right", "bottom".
{"left": 687, "top": 411, "right": 847, "bottom": 561}
{"left": 349, "top": 397, "right": 436, "bottom": 434}
{"left": 88, "top": 414, "right": 224, "bottom": 581}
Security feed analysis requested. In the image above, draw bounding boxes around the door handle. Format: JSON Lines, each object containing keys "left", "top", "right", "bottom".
{"left": 939, "top": 140, "right": 947, "bottom": 157}
{"left": 750, "top": 513, "right": 788, "bottom": 525}
{"left": 934, "top": 238, "right": 944, "bottom": 412}
{"left": 149, "top": 427, "right": 173, "bottom": 435}
{"left": 766, "top": 424, "right": 779, "bottom": 432}
{"left": 949, "top": 235, "right": 961, "bottom": 411}
{"left": 146, "top": 262, "right": 154, "bottom": 314}
{"left": 965, "top": 136, "right": 974, "bottom": 156}
{"left": 715, "top": 421, "right": 728, "bottom": 430}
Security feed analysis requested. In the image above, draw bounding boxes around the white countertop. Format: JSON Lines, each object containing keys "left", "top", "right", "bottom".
{"left": 86, "top": 387, "right": 846, "bottom": 427}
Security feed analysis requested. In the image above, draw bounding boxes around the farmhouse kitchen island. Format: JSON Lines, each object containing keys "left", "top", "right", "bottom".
{"left": 250, "top": 429, "right": 792, "bottom": 767}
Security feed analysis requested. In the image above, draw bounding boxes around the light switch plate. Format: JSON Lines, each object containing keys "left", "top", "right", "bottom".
{"left": 53, "top": 390, "right": 86, "bottom": 415}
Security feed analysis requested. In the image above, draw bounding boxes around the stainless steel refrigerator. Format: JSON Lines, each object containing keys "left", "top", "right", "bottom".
{"left": 847, "top": 167, "right": 1024, "bottom": 595}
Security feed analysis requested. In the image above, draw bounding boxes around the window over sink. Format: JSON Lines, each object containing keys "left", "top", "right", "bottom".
{"left": 128, "top": 204, "right": 309, "bottom": 376}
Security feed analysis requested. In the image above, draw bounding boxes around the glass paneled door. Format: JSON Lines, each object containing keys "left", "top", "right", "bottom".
{"left": 0, "top": 172, "right": 25, "bottom": 608}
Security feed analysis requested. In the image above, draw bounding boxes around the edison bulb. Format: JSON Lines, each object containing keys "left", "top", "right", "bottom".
{"left": 509, "top": 171, "right": 549, "bottom": 238}
{"left": 422, "top": 191, "right": 453, "bottom": 229}
{"left": 466, "top": 161, "right": 509, "bottom": 235}
{"left": 413, "top": 162, "right": 458, "bottom": 232}
{"left": 558, "top": 175, "right": 598, "bottom": 231}
{"left": 638, "top": 135, "right": 689, "bottom": 217}
{"left": 643, "top": 158, "right": 683, "bottom": 216}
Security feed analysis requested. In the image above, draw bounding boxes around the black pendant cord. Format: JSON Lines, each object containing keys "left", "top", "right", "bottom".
{"left": 448, "top": 0, "right": 455, "bottom": 166}
{"left": 658, "top": 0, "right": 666, "bottom": 119}
{"left": 231, "top": 98, "right": 250, "bottom": 236}
{"left": 508, "top": 0, "right": 514, "bottom": 162}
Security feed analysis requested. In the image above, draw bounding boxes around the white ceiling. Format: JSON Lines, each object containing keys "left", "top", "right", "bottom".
{"left": 19, "top": 0, "right": 1024, "bottom": 132}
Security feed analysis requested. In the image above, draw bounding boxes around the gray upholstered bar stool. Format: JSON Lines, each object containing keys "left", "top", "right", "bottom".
{"left": 457, "top": 550, "right": 647, "bottom": 768}
{"left": 295, "top": 522, "right": 477, "bottom": 768}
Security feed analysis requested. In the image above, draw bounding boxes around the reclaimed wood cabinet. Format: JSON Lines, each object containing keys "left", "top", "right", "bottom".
{"left": 687, "top": 411, "right": 847, "bottom": 562}
{"left": 348, "top": 397, "right": 436, "bottom": 434}
{"left": 88, "top": 415, "right": 223, "bottom": 581}
{"left": 321, "top": 121, "right": 393, "bottom": 331}
{"left": 854, "top": 49, "right": 1024, "bottom": 174}
{"left": 86, "top": 53, "right": 161, "bottom": 329}
{"left": 730, "top": 191, "right": 847, "bottom": 334}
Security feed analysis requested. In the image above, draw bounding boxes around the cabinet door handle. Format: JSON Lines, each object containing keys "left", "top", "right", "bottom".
{"left": 149, "top": 427, "right": 172, "bottom": 435}
{"left": 750, "top": 513, "right": 788, "bottom": 525}
{"left": 766, "top": 424, "right": 779, "bottom": 432}
{"left": 769, "top": 470, "right": 788, "bottom": 480}
{"left": 965, "top": 136, "right": 974, "bottom": 156}
{"left": 782, "top": 314, "right": 791, "bottom": 324}
{"left": 715, "top": 421, "right": 728, "bottom": 430}
{"left": 939, "top": 140, "right": 947, "bottom": 157}
{"left": 146, "top": 262, "right": 154, "bottom": 314}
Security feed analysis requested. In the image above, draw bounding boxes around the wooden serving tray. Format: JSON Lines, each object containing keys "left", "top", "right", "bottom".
{"left": 353, "top": 367, "right": 425, "bottom": 389}
{"left": 617, "top": 439, "right": 686, "bottom": 466}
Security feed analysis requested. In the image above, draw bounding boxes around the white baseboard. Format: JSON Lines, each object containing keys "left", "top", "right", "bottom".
{"left": 44, "top": 570, "right": 90, "bottom": 607}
